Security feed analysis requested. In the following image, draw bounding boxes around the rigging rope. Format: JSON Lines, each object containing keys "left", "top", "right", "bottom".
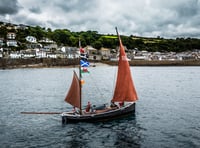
{"left": 87, "top": 68, "right": 105, "bottom": 99}
{"left": 112, "top": 65, "right": 117, "bottom": 97}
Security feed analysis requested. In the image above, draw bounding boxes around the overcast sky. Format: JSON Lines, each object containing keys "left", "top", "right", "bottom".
{"left": 0, "top": 0, "right": 200, "bottom": 38}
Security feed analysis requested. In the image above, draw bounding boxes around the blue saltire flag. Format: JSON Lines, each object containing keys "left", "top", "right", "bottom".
{"left": 80, "top": 59, "right": 90, "bottom": 67}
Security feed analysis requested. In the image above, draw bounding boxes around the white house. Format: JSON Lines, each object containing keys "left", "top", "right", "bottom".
{"left": 47, "top": 53, "right": 57, "bottom": 58}
{"left": 6, "top": 32, "right": 18, "bottom": 47}
{"left": 85, "top": 46, "right": 97, "bottom": 55}
{"left": 0, "top": 38, "right": 4, "bottom": 46}
{"left": 43, "top": 44, "right": 57, "bottom": 51}
{"left": 100, "top": 47, "right": 111, "bottom": 60}
{"left": 10, "top": 52, "right": 22, "bottom": 58}
{"left": 26, "top": 36, "right": 37, "bottom": 43}
{"left": 133, "top": 56, "right": 148, "bottom": 60}
{"left": 39, "top": 38, "right": 54, "bottom": 43}
{"left": 100, "top": 47, "right": 110, "bottom": 56}
{"left": 7, "top": 40, "right": 18, "bottom": 47}
{"left": 36, "top": 49, "right": 47, "bottom": 58}
{"left": 7, "top": 32, "right": 16, "bottom": 39}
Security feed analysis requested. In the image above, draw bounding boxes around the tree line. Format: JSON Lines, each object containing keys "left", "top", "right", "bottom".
{"left": 1, "top": 24, "right": 200, "bottom": 52}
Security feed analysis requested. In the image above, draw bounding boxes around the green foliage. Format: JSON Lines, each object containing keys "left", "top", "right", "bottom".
{"left": 2, "top": 23, "right": 200, "bottom": 52}
{"left": 0, "top": 26, "right": 7, "bottom": 38}
{"left": 92, "top": 40, "right": 103, "bottom": 49}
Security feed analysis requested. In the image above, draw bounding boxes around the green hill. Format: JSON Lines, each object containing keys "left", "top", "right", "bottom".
{"left": 1, "top": 21, "right": 200, "bottom": 52}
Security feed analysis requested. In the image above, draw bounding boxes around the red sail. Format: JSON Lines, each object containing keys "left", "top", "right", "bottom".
{"left": 65, "top": 71, "right": 81, "bottom": 108}
{"left": 112, "top": 33, "right": 138, "bottom": 102}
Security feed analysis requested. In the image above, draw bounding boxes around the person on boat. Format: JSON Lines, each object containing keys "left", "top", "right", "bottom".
{"left": 119, "top": 102, "right": 124, "bottom": 107}
{"left": 85, "top": 101, "right": 91, "bottom": 112}
{"left": 110, "top": 101, "right": 118, "bottom": 108}
{"left": 91, "top": 105, "right": 96, "bottom": 112}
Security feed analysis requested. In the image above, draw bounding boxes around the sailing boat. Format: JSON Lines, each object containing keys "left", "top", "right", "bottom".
{"left": 61, "top": 27, "right": 138, "bottom": 123}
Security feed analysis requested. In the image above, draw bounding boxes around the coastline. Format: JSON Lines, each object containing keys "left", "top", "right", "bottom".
{"left": 102, "top": 59, "right": 200, "bottom": 66}
{"left": 0, "top": 58, "right": 200, "bottom": 69}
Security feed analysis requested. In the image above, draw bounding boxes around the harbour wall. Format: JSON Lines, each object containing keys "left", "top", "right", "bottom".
{"left": 103, "top": 59, "right": 200, "bottom": 66}
{"left": 0, "top": 58, "right": 200, "bottom": 69}
{"left": 0, "top": 58, "right": 79, "bottom": 69}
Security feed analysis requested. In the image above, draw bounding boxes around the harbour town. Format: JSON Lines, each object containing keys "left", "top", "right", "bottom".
{"left": 1, "top": 22, "right": 200, "bottom": 68}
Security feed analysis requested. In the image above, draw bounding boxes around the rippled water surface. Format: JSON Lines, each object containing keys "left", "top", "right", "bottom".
{"left": 0, "top": 66, "right": 200, "bottom": 148}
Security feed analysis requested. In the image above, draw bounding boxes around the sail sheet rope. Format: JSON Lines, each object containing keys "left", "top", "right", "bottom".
{"left": 112, "top": 65, "right": 118, "bottom": 99}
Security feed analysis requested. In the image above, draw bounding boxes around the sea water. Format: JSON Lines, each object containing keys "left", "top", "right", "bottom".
{"left": 0, "top": 66, "right": 200, "bottom": 148}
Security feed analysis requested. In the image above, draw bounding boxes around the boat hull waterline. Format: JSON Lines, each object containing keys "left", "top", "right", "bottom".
{"left": 61, "top": 103, "right": 135, "bottom": 123}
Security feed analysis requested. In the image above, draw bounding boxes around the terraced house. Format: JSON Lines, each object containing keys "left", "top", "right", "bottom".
{"left": 7, "top": 32, "right": 17, "bottom": 47}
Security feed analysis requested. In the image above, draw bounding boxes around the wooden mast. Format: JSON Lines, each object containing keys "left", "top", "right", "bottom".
{"left": 115, "top": 27, "right": 120, "bottom": 42}
{"left": 79, "top": 37, "right": 82, "bottom": 115}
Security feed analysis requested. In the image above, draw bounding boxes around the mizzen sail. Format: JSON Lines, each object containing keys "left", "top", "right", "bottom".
{"left": 65, "top": 71, "right": 81, "bottom": 108}
{"left": 112, "top": 28, "right": 138, "bottom": 102}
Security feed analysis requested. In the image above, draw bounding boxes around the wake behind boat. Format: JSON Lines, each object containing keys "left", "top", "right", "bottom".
{"left": 61, "top": 27, "right": 138, "bottom": 123}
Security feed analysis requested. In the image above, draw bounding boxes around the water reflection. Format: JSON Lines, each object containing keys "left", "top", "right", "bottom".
{"left": 65, "top": 125, "right": 87, "bottom": 147}
{"left": 113, "top": 115, "right": 141, "bottom": 148}
{"left": 62, "top": 114, "right": 142, "bottom": 148}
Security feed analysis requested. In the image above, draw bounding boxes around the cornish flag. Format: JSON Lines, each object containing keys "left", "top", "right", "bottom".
{"left": 80, "top": 60, "right": 90, "bottom": 67}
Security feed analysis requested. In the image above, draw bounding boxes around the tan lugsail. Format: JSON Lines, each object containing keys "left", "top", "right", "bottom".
{"left": 65, "top": 71, "right": 81, "bottom": 109}
{"left": 112, "top": 29, "right": 138, "bottom": 102}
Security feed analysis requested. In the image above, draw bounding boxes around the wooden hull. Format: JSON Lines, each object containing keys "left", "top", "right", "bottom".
{"left": 61, "top": 103, "right": 135, "bottom": 123}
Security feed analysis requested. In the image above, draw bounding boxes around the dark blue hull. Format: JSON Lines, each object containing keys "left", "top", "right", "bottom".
{"left": 61, "top": 103, "right": 135, "bottom": 124}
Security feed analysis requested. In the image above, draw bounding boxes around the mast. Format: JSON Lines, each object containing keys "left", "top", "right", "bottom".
{"left": 115, "top": 27, "right": 120, "bottom": 67}
{"left": 79, "top": 65, "right": 82, "bottom": 114}
{"left": 79, "top": 37, "right": 82, "bottom": 115}
{"left": 115, "top": 27, "right": 120, "bottom": 42}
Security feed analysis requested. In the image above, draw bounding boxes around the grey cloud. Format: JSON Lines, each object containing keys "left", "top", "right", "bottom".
{"left": 11, "top": 13, "right": 44, "bottom": 27}
{"left": 1, "top": 0, "right": 200, "bottom": 38}
{"left": 46, "top": 20, "right": 67, "bottom": 29}
{"left": 55, "top": 0, "right": 96, "bottom": 13}
{"left": 29, "top": 6, "right": 41, "bottom": 14}
{"left": 175, "top": 0, "right": 199, "bottom": 17}
{"left": 24, "top": 18, "right": 43, "bottom": 27}
{"left": 0, "top": 0, "right": 20, "bottom": 15}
